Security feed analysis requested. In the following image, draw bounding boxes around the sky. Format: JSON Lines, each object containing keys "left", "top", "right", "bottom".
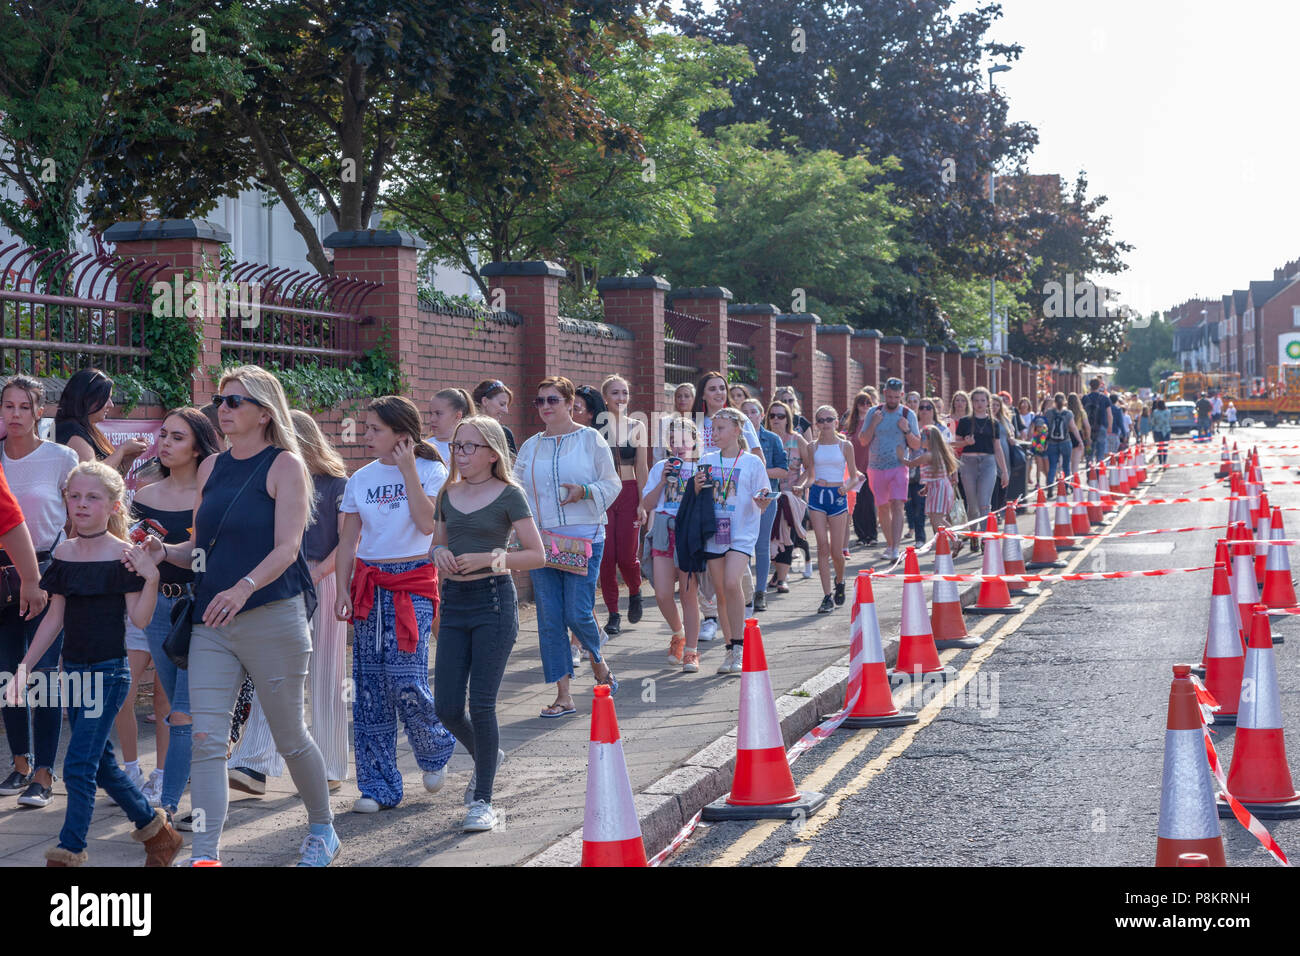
{"left": 957, "top": 0, "right": 1300, "bottom": 317}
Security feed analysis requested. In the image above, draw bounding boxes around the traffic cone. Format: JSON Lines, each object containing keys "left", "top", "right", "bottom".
{"left": 931, "top": 532, "right": 981, "bottom": 650}
{"left": 1027, "top": 487, "right": 1065, "bottom": 569}
{"left": 1201, "top": 563, "right": 1243, "bottom": 726}
{"left": 893, "top": 547, "right": 947, "bottom": 679}
{"left": 842, "top": 572, "right": 919, "bottom": 728}
{"left": 1086, "top": 465, "right": 1104, "bottom": 524}
{"left": 580, "top": 684, "right": 647, "bottom": 867}
{"left": 1231, "top": 523, "right": 1259, "bottom": 629}
{"left": 1216, "top": 609, "right": 1300, "bottom": 820}
{"left": 1155, "top": 664, "right": 1226, "bottom": 866}
{"left": 1070, "top": 473, "right": 1090, "bottom": 535}
{"left": 1135, "top": 445, "right": 1147, "bottom": 484}
{"left": 1053, "top": 477, "right": 1077, "bottom": 550}
{"left": 1178, "top": 853, "right": 1210, "bottom": 866}
{"left": 968, "top": 512, "right": 1023, "bottom": 615}
{"left": 1262, "top": 506, "right": 1297, "bottom": 609}
{"left": 1216, "top": 439, "right": 1230, "bottom": 480}
{"left": 1098, "top": 462, "right": 1115, "bottom": 512}
{"left": 1230, "top": 445, "right": 1241, "bottom": 479}
{"left": 1247, "top": 466, "right": 1263, "bottom": 526}
{"left": 1002, "top": 503, "right": 1040, "bottom": 595}
{"left": 1254, "top": 492, "right": 1271, "bottom": 582}
{"left": 1196, "top": 539, "right": 1243, "bottom": 678}
{"left": 702, "top": 621, "right": 827, "bottom": 820}
{"left": 1117, "top": 450, "right": 1132, "bottom": 494}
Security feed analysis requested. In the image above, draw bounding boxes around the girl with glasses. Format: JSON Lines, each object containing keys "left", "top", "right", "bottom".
{"left": 431, "top": 416, "right": 544, "bottom": 831}
{"left": 796, "top": 405, "right": 859, "bottom": 614}
{"left": 764, "top": 400, "right": 810, "bottom": 593}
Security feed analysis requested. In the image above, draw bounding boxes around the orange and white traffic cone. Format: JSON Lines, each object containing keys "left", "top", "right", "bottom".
{"left": 1086, "top": 465, "right": 1104, "bottom": 524}
{"left": 703, "top": 620, "right": 827, "bottom": 820}
{"left": 1027, "top": 487, "right": 1065, "bottom": 569}
{"left": 931, "top": 531, "right": 981, "bottom": 650}
{"left": 893, "top": 547, "right": 947, "bottom": 679}
{"left": 1155, "top": 664, "right": 1226, "bottom": 866}
{"left": 1195, "top": 539, "right": 1242, "bottom": 679}
{"left": 1247, "top": 466, "right": 1263, "bottom": 527}
{"left": 842, "top": 572, "right": 919, "bottom": 728}
{"left": 1053, "top": 477, "right": 1077, "bottom": 550}
{"left": 1002, "top": 503, "right": 1040, "bottom": 595}
{"left": 1201, "top": 562, "right": 1243, "bottom": 726}
{"left": 580, "top": 684, "right": 647, "bottom": 867}
{"left": 1231, "top": 523, "right": 1259, "bottom": 629}
{"left": 1230, "top": 444, "right": 1241, "bottom": 480}
{"left": 1262, "top": 506, "right": 1297, "bottom": 609}
{"left": 1216, "top": 439, "right": 1230, "bottom": 480}
{"left": 1135, "top": 445, "right": 1147, "bottom": 484}
{"left": 1254, "top": 491, "right": 1271, "bottom": 582}
{"left": 1098, "top": 462, "right": 1115, "bottom": 513}
{"left": 1117, "top": 450, "right": 1132, "bottom": 494}
{"left": 1216, "top": 609, "right": 1300, "bottom": 820}
{"left": 968, "top": 512, "right": 1023, "bottom": 616}
{"left": 1070, "top": 473, "right": 1090, "bottom": 535}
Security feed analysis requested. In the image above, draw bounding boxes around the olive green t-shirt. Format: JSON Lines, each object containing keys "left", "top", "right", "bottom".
{"left": 435, "top": 483, "right": 532, "bottom": 555}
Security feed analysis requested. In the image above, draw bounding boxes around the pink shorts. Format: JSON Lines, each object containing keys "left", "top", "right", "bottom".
{"left": 868, "top": 466, "right": 909, "bottom": 503}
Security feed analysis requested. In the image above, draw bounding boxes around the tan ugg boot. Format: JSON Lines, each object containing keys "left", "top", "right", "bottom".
{"left": 132, "top": 807, "right": 183, "bottom": 867}
{"left": 45, "top": 846, "right": 87, "bottom": 867}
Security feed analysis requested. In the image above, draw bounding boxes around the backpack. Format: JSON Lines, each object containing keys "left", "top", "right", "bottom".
{"left": 1047, "top": 409, "right": 1069, "bottom": 442}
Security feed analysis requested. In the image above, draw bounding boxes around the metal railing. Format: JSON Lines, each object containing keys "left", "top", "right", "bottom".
{"left": 775, "top": 327, "right": 802, "bottom": 383}
{"left": 0, "top": 243, "right": 165, "bottom": 378}
{"left": 665, "top": 308, "right": 706, "bottom": 385}
{"left": 726, "top": 315, "right": 758, "bottom": 385}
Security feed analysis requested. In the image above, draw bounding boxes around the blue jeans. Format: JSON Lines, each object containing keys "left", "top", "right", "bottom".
{"left": 0, "top": 602, "right": 62, "bottom": 773}
{"left": 434, "top": 576, "right": 518, "bottom": 803}
{"left": 530, "top": 538, "right": 606, "bottom": 684}
{"left": 59, "top": 658, "right": 155, "bottom": 853}
{"left": 754, "top": 498, "right": 777, "bottom": 594}
{"left": 141, "top": 592, "right": 191, "bottom": 814}
{"left": 1046, "top": 439, "right": 1073, "bottom": 488}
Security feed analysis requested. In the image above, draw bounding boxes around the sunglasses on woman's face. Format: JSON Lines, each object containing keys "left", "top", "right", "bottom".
{"left": 919, "top": 404, "right": 934, "bottom": 412}
{"left": 816, "top": 416, "right": 836, "bottom": 424}
{"left": 769, "top": 412, "right": 787, "bottom": 419}
{"left": 533, "top": 395, "right": 564, "bottom": 407}
{"left": 212, "top": 394, "right": 263, "bottom": 410}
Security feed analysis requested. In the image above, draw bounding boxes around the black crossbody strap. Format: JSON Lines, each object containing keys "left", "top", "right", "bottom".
{"left": 204, "top": 450, "right": 277, "bottom": 558}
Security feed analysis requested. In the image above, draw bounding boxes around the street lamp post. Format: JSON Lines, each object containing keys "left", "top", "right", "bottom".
{"left": 987, "top": 63, "right": 1011, "bottom": 395}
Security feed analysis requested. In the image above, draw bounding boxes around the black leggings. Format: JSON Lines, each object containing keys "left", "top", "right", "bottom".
{"left": 852, "top": 479, "right": 877, "bottom": 543}
{"left": 433, "top": 575, "right": 518, "bottom": 803}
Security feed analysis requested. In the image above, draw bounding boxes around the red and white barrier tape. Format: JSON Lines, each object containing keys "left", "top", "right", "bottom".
{"left": 1188, "top": 676, "right": 1290, "bottom": 866}
{"left": 868, "top": 565, "right": 1214, "bottom": 584}
{"left": 964, "top": 523, "right": 1229, "bottom": 542}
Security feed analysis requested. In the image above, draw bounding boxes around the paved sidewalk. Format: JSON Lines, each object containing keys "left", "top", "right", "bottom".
{"left": 0, "top": 531, "right": 993, "bottom": 867}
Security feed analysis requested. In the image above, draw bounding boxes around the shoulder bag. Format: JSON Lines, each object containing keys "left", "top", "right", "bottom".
{"left": 163, "top": 453, "right": 274, "bottom": 669}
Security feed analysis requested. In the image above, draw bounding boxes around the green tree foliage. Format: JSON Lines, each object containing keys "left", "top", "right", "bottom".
{"left": 385, "top": 27, "right": 749, "bottom": 297}
{"left": 650, "top": 124, "right": 906, "bottom": 326}
{"left": 1112, "top": 313, "right": 1173, "bottom": 388}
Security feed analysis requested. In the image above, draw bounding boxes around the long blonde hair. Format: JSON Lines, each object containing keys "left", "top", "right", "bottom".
{"left": 290, "top": 410, "right": 347, "bottom": 479}
{"left": 923, "top": 425, "right": 958, "bottom": 478}
{"left": 66, "top": 460, "right": 128, "bottom": 540}
{"left": 219, "top": 364, "right": 314, "bottom": 525}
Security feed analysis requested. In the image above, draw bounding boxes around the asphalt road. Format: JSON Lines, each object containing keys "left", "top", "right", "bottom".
{"left": 667, "top": 424, "right": 1300, "bottom": 867}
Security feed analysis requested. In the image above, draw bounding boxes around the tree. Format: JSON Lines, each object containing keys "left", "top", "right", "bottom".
{"left": 90, "top": 0, "right": 654, "bottom": 274}
{"left": 0, "top": 0, "right": 244, "bottom": 252}
{"left": 384, "top": 27, "right": 752, "bottom": 297}
{"left": 1112, "top": 314, "right": 1172, "bottom": 388}
{"left": 650, "top": 124, "right": 908, "bottom": 326}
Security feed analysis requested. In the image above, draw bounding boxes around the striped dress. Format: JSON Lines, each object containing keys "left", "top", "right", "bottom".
{"left": 920, "top": 461, "right": 956, "bottom": 516}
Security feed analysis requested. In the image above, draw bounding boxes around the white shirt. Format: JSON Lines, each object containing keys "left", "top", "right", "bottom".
{"left": 426, "top": 437, "right": 451, "bottom": 465}
{"left": 646, "top": 459, "right": 697, "bottom": 517}
{"left": 0, "top": 440, "right": 77, "bottom": 551}
{"left": 342, "top": 456, "right": 448, "bottom": 560}
{"left": 513, "top": 426, "right": 621, "bottom": 535}
{"left": 698, "top": 450, "right": 768, "bottom": 555}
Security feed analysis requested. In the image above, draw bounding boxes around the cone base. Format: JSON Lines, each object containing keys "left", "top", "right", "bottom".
{"left": 1210, "top": 712, "right": 1238, "bottom": 726}
{"left": 890, "top": 666, "right": 957, "bottom": 684}
{"left": 1216, "top": 793, "right": 1300, "bottom": 820}
{"left": 1189, "top": 665, "right": 1206, "bottom": 678}
{"left": 702, "top": 789, "right": 827, "bottom": 822}
{"left": 1008, "top": 586, "right": 1043, "bottom": 596}
{"left": 1025, "top": 560, "right": 1068, "bottom": 570}
{"left": 1273, "top": 633, "right": 1284, "bottom": 645}
{"left": 967, "top": 604, "right": 1024, "bottom": 615}
{"left": 839, "top": 711, "right": 919, "bottom": 729}
{"left": 935, "top": 636, "right": 984, "bottom": 649}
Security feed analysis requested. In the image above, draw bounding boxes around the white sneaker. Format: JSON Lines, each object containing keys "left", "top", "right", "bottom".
{"left": 122, "top": 765, "right": 143, "bottom": 789}
{"left": 715, "top": 645, "right": 738, "bottom": 675}
{"left": 352, "top": 796, "right": 382, "bottom": 813}
{"left": 422, "top": 767, "right": 447, "bottom": 793}
{"left": 698, "top": 617, "right": 719, "bottom": 643}
{"left": 571, "top": 644, "right": 582, "bottom": 668}
{"left": 140, "top": 768, "right": 165, "bottom": 807}
{"left": 802, "top": 563, "right": 814, "bottom": 579}
{"left": 463, "top": 800, "right": 498, "bottom": 832}
{"left": 724, "top": 645, "right": 745, "bottom": 675}
{"left": 464, "top": 749, "right": 506, "bottom": 807}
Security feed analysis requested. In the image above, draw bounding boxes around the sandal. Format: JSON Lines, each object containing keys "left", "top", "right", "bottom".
{"left": 595, "top": 669, "right": 620, "bottom": 696}
{"left": 666, "top": 631, "right": 686, "bottom": 664}
{"left": 539, "top": 702, "right": 577, "bottom": 719}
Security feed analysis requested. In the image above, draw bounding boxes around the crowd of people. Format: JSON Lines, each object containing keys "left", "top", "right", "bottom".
{"left": 0, "top": 361, "right": 1155, "bottom": 867}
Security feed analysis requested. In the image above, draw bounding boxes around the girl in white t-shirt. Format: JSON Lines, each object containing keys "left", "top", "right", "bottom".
{"left": 698, "top": 408, "right": 772, "bottom": 676}
{"left": 638, "top": 417, "right": 702, "bottom": 672}
{"left": 335, "top": 395, "right": 455, "bottom": 813}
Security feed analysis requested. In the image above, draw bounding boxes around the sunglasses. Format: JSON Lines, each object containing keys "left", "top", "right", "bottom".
{"left": 919, "top": 404, "right": 935, "bottom": 411}
{"left": 769, "top": 412, "right": 787, "bottom": 419}
{"left": 212, "top": 394, "right": 264, "bottom": 410}
{"left": 533, "top": 395, "right": 564, "bottom": 407}
{"left": 885, "top": 379, "right": 904, "bottom": 390}
{"left": 450, "top": 440, "right": 490, "bottom": 455}
{"left": 816, "top": 416, "right": 836, "bottom": 424}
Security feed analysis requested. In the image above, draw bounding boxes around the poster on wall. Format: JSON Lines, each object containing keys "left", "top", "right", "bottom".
{"left": 97, "top": 418, "right": 164, "bottom": 492}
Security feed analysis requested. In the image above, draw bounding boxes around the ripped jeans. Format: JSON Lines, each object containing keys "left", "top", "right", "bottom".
{"left": 188, "top": 594, "right": 332, "bottom": 861}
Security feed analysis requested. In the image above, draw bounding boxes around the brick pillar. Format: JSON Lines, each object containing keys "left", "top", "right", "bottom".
{"left": 598, "top": 275, "right": 669, "bottom": 419}
{"left": 777, "top": 313, "right": 821, "bottom": 410}
{"left": 905, "top": 338, "right": 928, "bottom": 395}
{"left": 880, "top": 336, "right": 905, "bottom": 381}
{"left": 819, "top": 325, "right": 852, "bottom": 412}
{"left": 481, "top": 261, "right": 564, "bottom": 430}
{"left": 733, "top": 303, "right": 779, "bottom": 400}
{"left": 103, "top": 219, "right": 231, "bottom": 405}
{"left": 669, "top": 286, "right": 731, "bottom": 376}
{"left": 961, "top": 351, "right": 977, "bottom": 393}
{"left": 942, "top": 346, "right": 962, "bottom": 402}
{"left": 851, "top": 329, "right": 881, "bottom": 392}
